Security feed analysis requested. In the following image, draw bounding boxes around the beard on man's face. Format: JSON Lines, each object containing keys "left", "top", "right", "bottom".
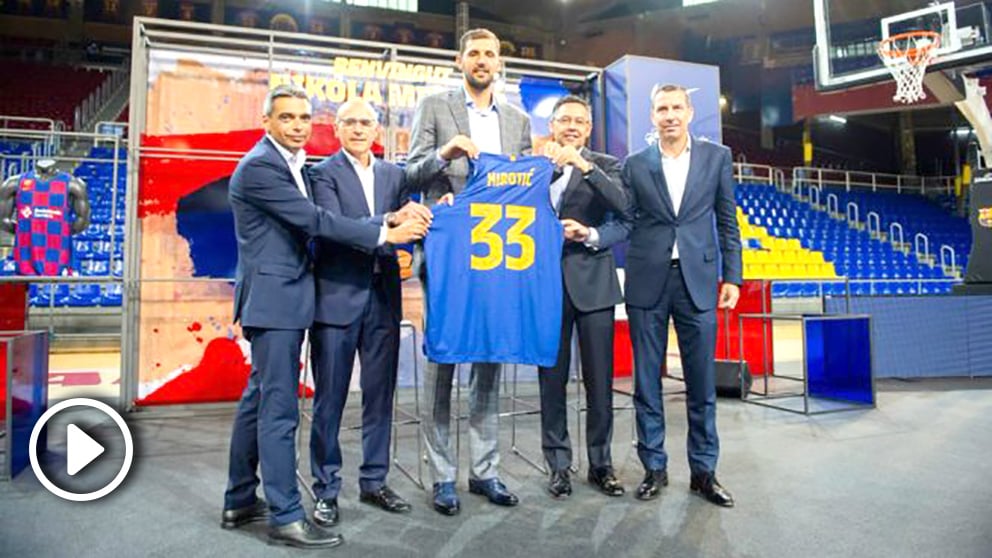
{"left": 464, "top": 70, "right": 494, "bottom": 91}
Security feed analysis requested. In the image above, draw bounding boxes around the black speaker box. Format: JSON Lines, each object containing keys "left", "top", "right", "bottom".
{"left": 714, "top": 360, "right": 752, "bottom": 399}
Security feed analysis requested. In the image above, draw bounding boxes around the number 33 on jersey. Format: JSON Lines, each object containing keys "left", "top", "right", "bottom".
{"left": 424, "top": 153, "right": 563, "bottom": 367}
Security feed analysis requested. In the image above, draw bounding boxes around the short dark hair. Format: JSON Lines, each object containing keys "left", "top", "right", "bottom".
{"left": 650, "top": 83, "right": 692, "bottom": 109}
{"left": 551, "top": 95, "right": 591, "bottom": 120}
{"left": 458, "top": 28, "right": 500, "bottom": 55}
{"left": 263, "top": 84, "right": 309, "bottom": 116}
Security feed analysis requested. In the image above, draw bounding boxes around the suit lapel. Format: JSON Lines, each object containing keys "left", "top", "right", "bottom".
{"left": 334, "top": 152, "right": 372, "bottom": 217}
{"left": 557, "top": 150, "right": 587, "bottom": 212}
{"left": 372, "top": 161, "right": 389, "bottom": 214}
{"left": 497, "top": 101, "right": 512, "bottom": 154}
{"left": 302, "top": 162, "right": 314, "bottom": 199}
{"left": 679, "top": 138, "right": 704, "bottom": 216}
{"left": 646, "top": 143, "right": 675, "bottom": 217}
{"left": 447, "top": 89, "right": 471, "bottom": 137}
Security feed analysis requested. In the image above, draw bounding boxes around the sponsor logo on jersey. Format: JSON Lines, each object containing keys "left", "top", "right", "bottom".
{"left": 979, "top": 207, "right": 992, "bottom": 228}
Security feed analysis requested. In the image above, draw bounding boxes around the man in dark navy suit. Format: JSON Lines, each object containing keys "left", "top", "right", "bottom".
{"left": 536, "top": 95, "right": 630, "bottom": 500}
{"left": 221, "top": 85, "right": 428, "bottom": 549}
{"left": 306, "top": 99, "right": 430, "bottom": 527}
{"left": 621, "top": 83, "right": 742, "bottom": 507}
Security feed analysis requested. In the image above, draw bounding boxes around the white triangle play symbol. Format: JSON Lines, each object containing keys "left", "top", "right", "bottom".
{"left": 67, "top": 424, "right": 105, "bottom": 476}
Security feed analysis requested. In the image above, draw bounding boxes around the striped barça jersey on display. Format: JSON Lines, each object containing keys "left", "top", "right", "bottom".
{"left": 424, "top": 153, "right": 563, "bottom": 367}
{"left": 14, "top": 171, "right": 75, "bottom": 276}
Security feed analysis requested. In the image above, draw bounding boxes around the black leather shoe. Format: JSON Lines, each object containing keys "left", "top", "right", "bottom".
{"left": 312, "top": 498, "right": 339, "bottom": 527}
{"left": 268, "top": 519, "right": 343, "bottom": 549}
{"left": 220, "top": 498, "right": 268, "bottom": 529}
{"left": 635, "top": 469, "right": 668, "bottom": 501}
{"left": 360, "top": 485, "right": 412, "bottom": 513}
{"left": 690, "top": 473, "right": 735, "bottom": 508}
{"left": 433, "top": 482, "right": 461, "bottom": 516}
{"left": 468, "top": 477, "right": 519, "bottom": 506}
{"left": 588, "top": 468, "right": 625, "bottom": 497}
{"left": 547, "top": 469, "right": 572, "bottom": 499}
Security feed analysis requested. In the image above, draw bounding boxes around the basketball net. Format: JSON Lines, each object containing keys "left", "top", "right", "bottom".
{"left": 877, "top": 31, "right": 941, "bottom": 104}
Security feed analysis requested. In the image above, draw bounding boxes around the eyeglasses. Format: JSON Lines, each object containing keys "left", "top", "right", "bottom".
{"left": 338, "top": 118, "right": 377, "bottom": 129}
{"left": 554, "top": 116, "right": 590, "bottom": 126}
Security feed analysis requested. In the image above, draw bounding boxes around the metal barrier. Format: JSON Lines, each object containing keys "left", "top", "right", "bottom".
{"left": 889, "top": 222, "right": 905, "bottom": 250}
{"left": 845, "top": 201, "right": 860, "bottom": 227}
{"left": 826, "top": 192, "right": 839, "bottom": 216}
{"left": 733, "top": 162, "right": 776, "bottom": 185}
{"left": 93, "top": 121, "right": 128, "bottom": 146}
{"left": 866, "top": 211, "right": 881, "bottom": 238}
{"left": 914, "top": 233, "right": 931, "bottom": 264}
{"left": 791, "top": 166, "right": 954, "bottom": 195}
{"left": 940, "top": 245, "right": 957, "bottom": 274}
{"left": 808, "top": 184, "right": 821, "bottom": 208}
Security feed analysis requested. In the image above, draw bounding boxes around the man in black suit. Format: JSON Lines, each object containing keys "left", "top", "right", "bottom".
{"left": 221, "top": 85, "right": 427, "bottom": 549}
{"left": 307, "top": 99, "right": 430, "bottom": 527}
{"left": 621, "top": 83, "right": 742, "bottom": 507}
{"left": 538, "top": 95, "right": 630, "bottom": 499}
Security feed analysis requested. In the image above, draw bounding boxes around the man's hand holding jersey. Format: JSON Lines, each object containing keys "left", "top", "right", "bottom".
{"left": 385, "top": 201, "right": 432, "bottom": 244}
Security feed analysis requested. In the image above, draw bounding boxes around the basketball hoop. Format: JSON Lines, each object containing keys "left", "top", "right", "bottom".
{"left": 877, "top": 30, "right": 941, "bottom": 104}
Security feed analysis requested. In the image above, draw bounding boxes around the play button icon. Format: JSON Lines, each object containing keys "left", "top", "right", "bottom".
{"left": 66, "top": 424, "right": 106, "bottom": 476}
{"left": 29, "top": 398, "right": 134, "bottom": 502}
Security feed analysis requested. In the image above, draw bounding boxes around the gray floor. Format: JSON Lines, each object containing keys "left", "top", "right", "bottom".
{"left": 2, "top": 378, "right": 991, "bottom": 558}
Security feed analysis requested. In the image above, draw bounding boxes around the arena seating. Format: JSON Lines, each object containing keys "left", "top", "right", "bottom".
{"left": 0, "top": 61, "right": 109, "bottom": 128}
{"left": 737, "top": 182, "right": 963, "bottom": 297}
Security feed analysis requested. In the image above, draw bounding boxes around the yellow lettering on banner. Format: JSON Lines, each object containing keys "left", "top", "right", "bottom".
{"left": 388, "top": 83, "right": 416, "bottom": 109}
{"left": 347, "top": 58, "right": 363, "bottom": 78}
{"left": 363, "top": 81, "right": 383, "bottom": 105}
{"left": 326, "top": 79, "right": 346, "bottom": 103}
{"left": 332, "top": 57, "right": 349, "bottom": 77}
{"left": 371, "top": 60, "right": 388, "bottom": 80}
{"left": 305, "top": 76, "right": 325, "bottom": 103}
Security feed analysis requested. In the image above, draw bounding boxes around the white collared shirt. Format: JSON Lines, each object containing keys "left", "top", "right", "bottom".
{"left": 267, "top": 134, "right": 308, "bottom": 198}
{"left": 660, "top": 137, "right": 691, "bottom": 260}
{"left": 464, "top": 88, "right": 502, "bottom": 155}
{"left": 342, "top": 148, "right": 376, "bottom": 215}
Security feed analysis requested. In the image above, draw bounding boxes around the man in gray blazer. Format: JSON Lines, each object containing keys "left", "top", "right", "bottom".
{"left": 405, "top": 27, "right": 532, "bottom": 516}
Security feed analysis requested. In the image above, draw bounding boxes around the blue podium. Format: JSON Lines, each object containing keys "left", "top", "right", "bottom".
{"left": 1, "top": 330, "right": 49, "bottom": 480}
{"left": 738, "top": 314, "right": 874, "bottom": 415}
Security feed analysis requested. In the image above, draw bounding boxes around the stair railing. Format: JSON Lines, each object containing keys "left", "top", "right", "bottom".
{"left": 914, "top": 233, "right": 931, "bottom": 265}
{"left": 866, "top": 211, "right": 881, "bottom": 239}
{"left": 889, "top": 222, "right": 905, "bottom": 251}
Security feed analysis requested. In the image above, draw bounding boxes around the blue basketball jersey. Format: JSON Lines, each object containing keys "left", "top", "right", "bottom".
{"left": 424, "top": 153, "right": 563, "bottom": 367}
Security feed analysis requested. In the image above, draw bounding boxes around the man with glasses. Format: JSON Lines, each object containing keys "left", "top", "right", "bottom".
{"left": 222, "top": 86, "right": 427, "bottom": 549}
{"left": 538, "top": 95, "right": 630, "bottom": 499}
{"left": 307, "top": 98, "right": 432, "bottom": 528}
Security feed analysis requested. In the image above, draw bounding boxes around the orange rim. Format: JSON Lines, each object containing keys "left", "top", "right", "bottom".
{"left": 878, "top": 31, "right": 941, "bottom": 65}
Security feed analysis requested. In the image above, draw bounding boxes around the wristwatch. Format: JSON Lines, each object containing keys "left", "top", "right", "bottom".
{"left": 385, "top": 212, "right": 397, "bottom": 227}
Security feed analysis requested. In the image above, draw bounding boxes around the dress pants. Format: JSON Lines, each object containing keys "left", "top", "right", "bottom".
{"left": 224, "top": 327, "right": 307, "bottom": 526}
{"left": 416, "top": 245, "right": 502, "bottom": 483}
{"left": 310, "top": 275, "right": 399, "bottom": 500}
{"left": 627, "top": 264, "right": 720, "bottom": 476}
{"left": 538, "top": 293, "right": 615, "bottom": 473}
{"left": 421, "top": 360, "right": 501, "bottom": 483}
